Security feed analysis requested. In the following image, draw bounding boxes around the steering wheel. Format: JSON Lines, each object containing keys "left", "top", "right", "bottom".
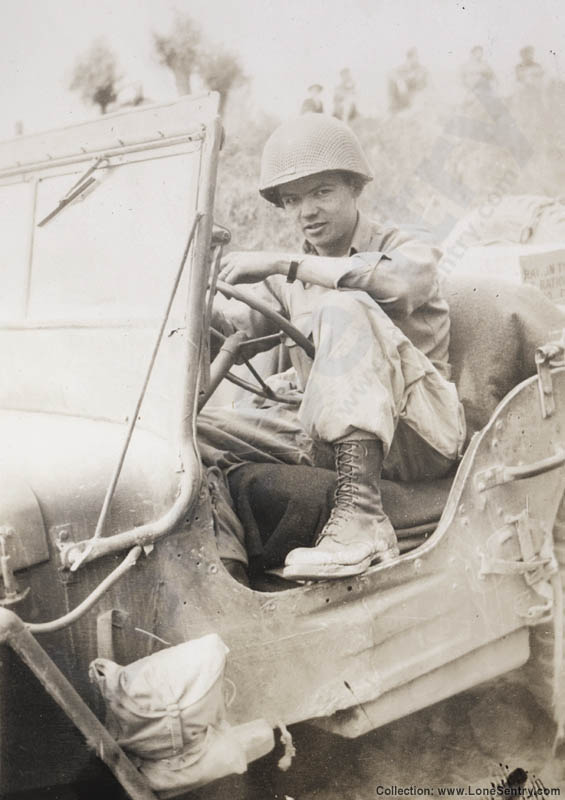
{"left": 199, "top": 279, "right": 315, "bottom": 408}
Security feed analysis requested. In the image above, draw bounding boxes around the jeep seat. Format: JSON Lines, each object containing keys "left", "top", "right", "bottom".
{"left": 228, "top": 272, "right": 565, "bottom": 577}
{"left": 445, "top": 272, "right": 565, "bottom": 442}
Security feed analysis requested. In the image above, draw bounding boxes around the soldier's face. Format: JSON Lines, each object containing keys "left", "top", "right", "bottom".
{"left": 278, "top": 172, "right": 358, "bottom": 257}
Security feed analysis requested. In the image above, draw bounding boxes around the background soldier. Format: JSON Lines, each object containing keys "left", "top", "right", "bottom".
{"left": 460, "top": 45, "right": 496, "bottom": 93}
{"left": 301, "top": 83, "right": 324, "bottom": 114}
{"left": 515, "top": 45, "right": 544, "bottom": 90}
{"left": 388, "top": 48, "right": 428, "bottom": 113}
{"left": 333, "top": 68, "right": 357, "bottom": 122}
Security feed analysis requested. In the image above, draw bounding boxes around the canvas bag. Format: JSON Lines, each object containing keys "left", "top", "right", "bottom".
{"left": 89, "top": 633, "right": 247, "bottom": 794}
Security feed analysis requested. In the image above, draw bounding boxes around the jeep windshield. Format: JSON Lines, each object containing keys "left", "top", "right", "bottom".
{"left": 0, "top": 94, "right": 222, "bottom": 567}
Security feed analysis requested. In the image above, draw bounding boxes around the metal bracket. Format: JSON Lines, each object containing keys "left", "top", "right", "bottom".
{"left": 50, "top": 523, "right": 81, "bottom": 569}
{"left": 480, "top": 510, "right": 557, "bottom": 622}
{"left": 50, "top": 522, "right": 78, "bottom": 550}
{"left": 97, "top": 609, "right": 130, "bottom": 661}
{"left": 535, "top": 336, "right": 565, "bottom": 419}
{"left": 49, "top": 524, "right": 86, "bottom": 583}
{"left": 0, "top": 527, "right": 30, "bottom": 607}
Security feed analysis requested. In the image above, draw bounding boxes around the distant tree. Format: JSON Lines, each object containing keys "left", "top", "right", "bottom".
{"left": 153, "top": 13, "right": 247, "bottom": 112}
{"left": 153, "top": 13, "right": 201, "bottom": 96}
{"left": 198, "top": 47, "right": 247, "bottom": 113}
{"left": 69, "top": 39, "right": 121, "bottom": 115}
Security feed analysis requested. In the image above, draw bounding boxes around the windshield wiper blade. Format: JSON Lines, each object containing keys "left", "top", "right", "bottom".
{"left": 37, "top": 156, "right": 108, "bottom": 227}
{"left": 37, "top": 176, "right": 97, "bottom": 227}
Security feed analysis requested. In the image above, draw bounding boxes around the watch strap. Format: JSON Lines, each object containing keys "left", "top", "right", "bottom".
{"left": 286, "top": 260, "right": 299, "bottom": 284}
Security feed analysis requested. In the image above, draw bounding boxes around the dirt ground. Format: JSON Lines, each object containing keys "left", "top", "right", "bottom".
{"left": 191, "top": 677, "right": 565, "bottom": 800}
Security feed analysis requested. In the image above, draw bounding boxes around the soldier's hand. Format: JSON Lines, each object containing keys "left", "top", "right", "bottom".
{"left": 218, "top": 251, "right": 281, "bottom": 284}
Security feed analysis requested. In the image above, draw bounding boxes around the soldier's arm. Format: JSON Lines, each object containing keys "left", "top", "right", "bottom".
{"left": 275, "top": 233, "right": 442, "bottom": 316}
{"left": 339, "top": 235, "right": 443, "bottom": 316}
{"left": 217, "top": 233, "right": 442, "bottom": 317}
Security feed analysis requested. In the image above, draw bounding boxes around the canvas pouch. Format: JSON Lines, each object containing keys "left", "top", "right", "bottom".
{"left": 89, "top": 633, "right": 247, "bottom": 795}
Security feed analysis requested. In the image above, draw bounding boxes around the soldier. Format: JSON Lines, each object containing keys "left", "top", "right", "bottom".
{"left": 515, "top": 46, "right": 544, "bottom": 90}
{"left": 333, "top": 68, "right": 357, "bottom": 122}
{"left": 206, "top": 113, "right": 465, "bottom": 580}
{"left": 301, "top": 84, "right": 324, "bottom": 114}
{"left": 460, "top": 46, "right": 495, "bottom": 93}
{"left": 388, "top": 48, "right": 428, "bottom": 113}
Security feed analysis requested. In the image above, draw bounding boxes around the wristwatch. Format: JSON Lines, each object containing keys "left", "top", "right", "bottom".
{"left": 286, "top": 260, "right": 299, "bottom": 284}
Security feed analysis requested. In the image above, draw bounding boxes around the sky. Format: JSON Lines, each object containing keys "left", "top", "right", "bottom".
{"left": 1, "top": 0, "right": 564, "bottom": 139}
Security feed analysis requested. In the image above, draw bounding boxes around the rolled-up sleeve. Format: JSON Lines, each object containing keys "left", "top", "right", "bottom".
{"left": 338, "top": 230, "right": 443, "bottom": 316}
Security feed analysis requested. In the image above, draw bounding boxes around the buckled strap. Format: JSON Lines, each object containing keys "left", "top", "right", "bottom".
{"left": 479, "top": 553, "right": 554, "bottom": 577}
{"left": 165, "top": 703, "right": 184, "bottom": 755}
{"left": 152, "top": 726, "right": 212, "bottom": 769}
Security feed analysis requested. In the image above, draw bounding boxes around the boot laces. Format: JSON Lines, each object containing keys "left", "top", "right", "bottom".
{"left": 318, "top": 442, "right": 359, "bottom": 542}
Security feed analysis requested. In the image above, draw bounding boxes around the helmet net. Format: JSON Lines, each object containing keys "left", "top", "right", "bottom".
{"left": 260, "top": 114, "right": 373, "bottom": 205}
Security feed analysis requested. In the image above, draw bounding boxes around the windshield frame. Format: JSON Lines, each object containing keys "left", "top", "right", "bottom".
{"left": 0, "top": 93, "right": 223, "bottom": 567}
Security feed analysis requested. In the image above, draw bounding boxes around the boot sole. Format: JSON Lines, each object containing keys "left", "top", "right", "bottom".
{"left": 276, "top": 556, "right": 372, "bottom": 581}
{"left": 274, "top": 547, "right": 402, "bottom": 581}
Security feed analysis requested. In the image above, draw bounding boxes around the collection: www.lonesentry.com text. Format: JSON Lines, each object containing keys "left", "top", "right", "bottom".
{"left": 375, "top": 785, "right": 561, "bottom": 797}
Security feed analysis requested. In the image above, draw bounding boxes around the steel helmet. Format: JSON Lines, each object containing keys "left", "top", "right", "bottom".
{"left": 259, "top": 114, "right": 373, "bottom": 206}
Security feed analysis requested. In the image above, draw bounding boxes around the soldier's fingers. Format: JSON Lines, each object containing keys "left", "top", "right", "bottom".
{"left": 221, "top": 263, "right": 239, "bottom": 283}
{"left": 218, "top": 262, "right": 232, "bottom": 281}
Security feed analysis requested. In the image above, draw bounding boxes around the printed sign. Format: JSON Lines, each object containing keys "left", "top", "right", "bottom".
{"left": 520, "top": 249, "right": 565, "bottom": 303}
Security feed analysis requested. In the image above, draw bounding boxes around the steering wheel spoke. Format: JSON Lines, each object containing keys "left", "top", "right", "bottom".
{"left": 199, "top": 281, "right": 314, "bottom": 410}
{"left": 215, "top": 280, "right": 315, "bottom": 358}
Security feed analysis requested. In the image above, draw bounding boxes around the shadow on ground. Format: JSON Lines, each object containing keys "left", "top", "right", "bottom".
{"left": 190, "top": 677, "right": 564, "bottom": 800}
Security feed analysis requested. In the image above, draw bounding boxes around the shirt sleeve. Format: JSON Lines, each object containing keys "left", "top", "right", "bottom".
{"left": 338, "top": 229, "right": 443, "bottom": 316}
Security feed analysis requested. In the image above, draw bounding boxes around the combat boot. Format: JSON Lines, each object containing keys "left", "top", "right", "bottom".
{"left": 284, "top": 438, "right": 399, "bottom": 579}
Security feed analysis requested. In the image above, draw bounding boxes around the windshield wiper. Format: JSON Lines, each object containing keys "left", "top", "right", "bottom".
{"left": 37, "top": 156, "right": 108, "bottom": 227}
